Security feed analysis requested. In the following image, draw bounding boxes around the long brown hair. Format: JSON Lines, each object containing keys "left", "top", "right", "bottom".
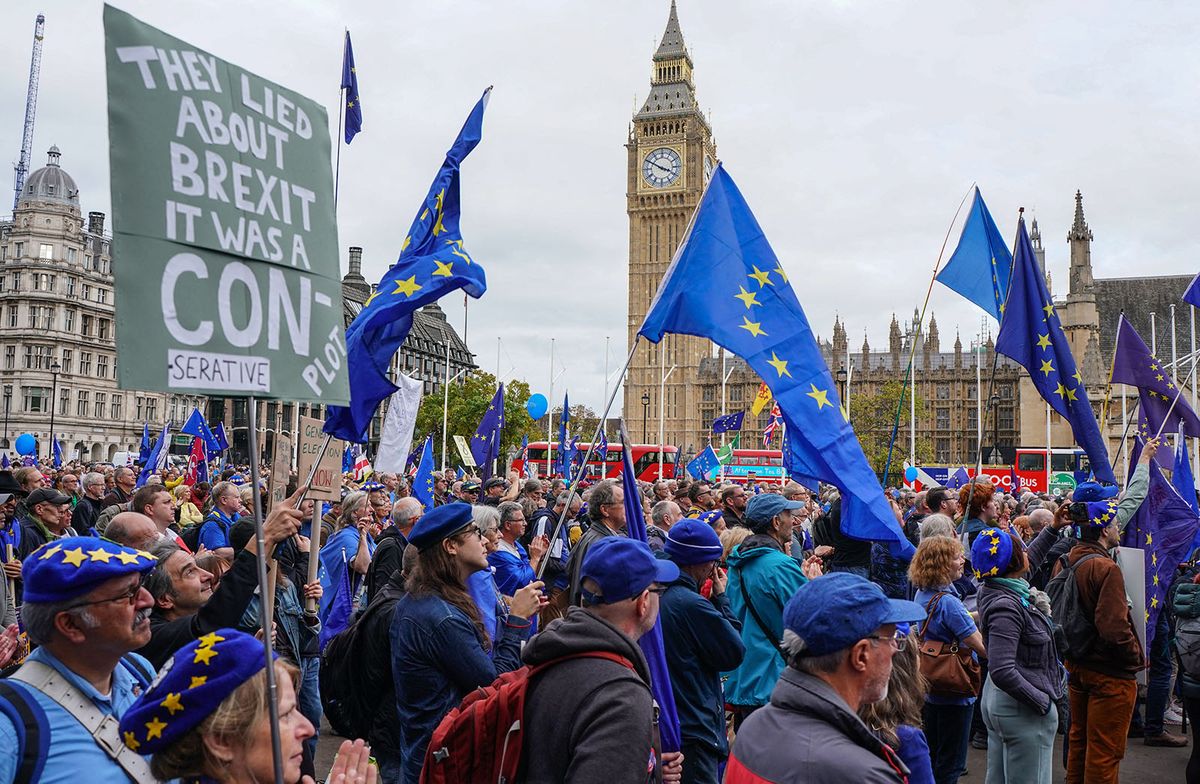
{"left": 405, "top": 533, "right": 491, "bottom": 651}
{"left": 859, "top": 629, "right": 927, "bottom": 748}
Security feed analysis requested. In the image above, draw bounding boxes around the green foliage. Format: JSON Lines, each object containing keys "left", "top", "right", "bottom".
{"left": 848, "top": 379, "right": 933, "bottom": 479}
{"left": 414, "top": 370, "right": 537, "bottom": 467}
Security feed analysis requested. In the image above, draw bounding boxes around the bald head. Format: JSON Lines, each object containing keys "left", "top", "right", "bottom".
{"left": 1028, "top": 507, "right": 1055, "bottom": 534}
{"left": 105, "top": 512, "right": 161, "bottom": 551}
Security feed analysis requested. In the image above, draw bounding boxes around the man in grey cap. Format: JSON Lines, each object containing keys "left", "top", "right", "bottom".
{"left": 17, "top": 487, "right": 74, "bottom": 559}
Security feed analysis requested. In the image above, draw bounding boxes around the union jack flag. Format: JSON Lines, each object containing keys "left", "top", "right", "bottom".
{"left": 763, "top": 403, "right": 783, "bottom": 446}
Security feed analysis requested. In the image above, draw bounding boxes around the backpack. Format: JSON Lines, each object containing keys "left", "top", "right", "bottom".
{"left": 1045, "top": 553, "right": 1104, "bottom": 660}
{"left": 0, "top": 654, "right": 153, "bottom": 784}
{"left": 319, "top": 588, "right": 401, "bottom": 739}
{"left": 180, "top": 521, "right": 204, "bottom": 552}
{"left": 1172, "top": 580, "right": 1200, "bottom": 677}
{"left": 420, "top": 651, "right": 634, "bottom": 784}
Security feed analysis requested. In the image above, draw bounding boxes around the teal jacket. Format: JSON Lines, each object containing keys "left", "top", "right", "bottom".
{"left": 724, "top": 535, "right": 809, "bottom": 707}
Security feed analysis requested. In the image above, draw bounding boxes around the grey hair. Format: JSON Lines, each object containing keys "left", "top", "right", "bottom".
{"left": 651, "top": 500, "right": 679, "bottom": 528}
{"left": 919, "top": 513, "right": 957, "bottom": 541}
{"left": 588, "top": 480, "right": 619, "bottom": 523}
{"left": 782, "top": 629, "right": 847, "bottom": 674}
{"left": 498, "top": 501, "right": 523, "bottom": 528}
{"left": 82, "top": 471, "right": 106, "bottom": 489}
{"left": 522, "top": 478, "right": 543, "bottom": 494}
{"left": 472, "top": 504, "right": 501, "bottom": 535}
{"left": 338, "top": 491, "right": 368, "bottom": 529}
{"left": 555, "top": 491, "right": 577, "bottom": 508}
{"left": 143, "top": 540, "right": 184, "bottom": 602}
{"left": 391, "top": 497, "right": 422, "bottom": 527}
{"left": 22, "top": 597, "right": 99, "bottom": 646}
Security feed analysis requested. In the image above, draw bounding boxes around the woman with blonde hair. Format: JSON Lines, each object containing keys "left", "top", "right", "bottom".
{"left": 860, "top": 626, "right": 935, "bottom": 784}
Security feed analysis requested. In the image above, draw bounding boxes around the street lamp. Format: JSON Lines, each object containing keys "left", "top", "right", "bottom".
{"left": 835, "top": 365, "right": 848, "bottom": 403}
{"left": 989, "top": 393, "right": 1002, "bottom": 464}
{"left": 2, "top": 384, "right": 11, "bottom": 449}
{"left": 47, "top": 361, "right": 61, "bottom": 462}
{"left": 641, "top": 392, "right": 651, "bottom": 442}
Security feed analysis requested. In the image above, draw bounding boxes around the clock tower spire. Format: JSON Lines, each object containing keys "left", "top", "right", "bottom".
{"left": 625, "top": 2, "right": 721, "bottom": 458}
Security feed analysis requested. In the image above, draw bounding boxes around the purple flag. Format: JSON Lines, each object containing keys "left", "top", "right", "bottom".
{"left": 619, "top": 422, "right": 681, "bottom": 753}
{"left": 1111, "top": 315, "right": 1200, "bottom": 437}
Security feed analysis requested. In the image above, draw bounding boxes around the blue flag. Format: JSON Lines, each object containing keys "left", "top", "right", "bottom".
{"left": 1120, "top": 459, "right": 1200, "bottom": 646}
{"left": 181, "top": 407, "right": 222, "bottom": 453}
{"left": 618, "top": 424, "right": 681, "bottom": 752}
{"left": 138, "top": 422, "right": 152, "bottom": 464}
{"left": 555, "top": 392, "right": 570, "bottom": 477}
{"left": 324, "top": 89, "right": 491, "bottom": 442}
{"left": 995, "top": 217, "right": 1115, "bottom": 484}
{"left": 471, "top": 385, "right": 505, "bottom": 466}
{"left": 597, "top": 430, "right": 609, "bottom": 475}
{"left": 1174, "top": 429, "right": 1200, "bottom": 516}
{"left": 1, "top": 454, "right": 9, "bottom": 469}
{"left": 341, "top": 31, "right": 363, "bottom": 143}
{"left": 711, "top": 410, "right": 745, "bottom": 434}
{"left": 137, "top": 422, "right": 170, "bottom": 487}
{"left": 1111, "top": 315, "right": 1200, "bottom": 438}
{"left": 412, "top": 436, "right": 436, "bottom": 511}
{"left": 686, "top": 445, "right": 721, "bottom": 481}
{"left": 212, "top": 422, "right": 230, "bottom": 453}
{"left": 564, "top": 436, "right": 581, "bottom": 482}
{"left": 1185, "top": 273, "right": 1200, "bottom": 309}
{"left": 638, "top": 164, "right": 913, "bottom": 557}
{"left": 948, "top": 466, "right": 971, "bottom": 490}
{"left": 52, "top": 437, "right": 62, "bottom": 469}
{"left": 318, "top": 551, "right": 356, "bottom": 650}
{"left": 936, "top": 188, "right": 1013, "bottom": 321}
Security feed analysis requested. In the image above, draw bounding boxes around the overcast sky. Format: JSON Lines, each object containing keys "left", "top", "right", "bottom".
{"left": 3, "top": 1, "right": 1199, "bottom": 417}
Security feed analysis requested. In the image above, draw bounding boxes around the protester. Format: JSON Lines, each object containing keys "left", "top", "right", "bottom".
{"left": 859, "top": 625, "right": 935, "bottom": 784}
{"left": 725, "top": 572, "right": 927, "bottom": 782}
{"left": 488, "top": 501, "right": 548, "bottom": 598}
{"left": 725, "top": 493, "right": 821, "bottom": 728}
{"left": 199, "top": 480, "right": 243, "bottom": 559}
{"left": 519, "top": 537, "right": 684, "bottom": 783}
{"left": 958, "top": 480, "right": 999, "bottom": 550}
{"left": 105, "top": 510, "right": 163, "bottom": 551}
{"left": 688, "top": 481, "right": 717, "bottom": 513}
{"left": 0, "top": 537, "right": 157, "bottom": 782}
{"left": 720, "top": 484, "right": 749, "bottom": 528}
{"left": 972, "top": 520, "right": 1068, "bottom": 784}
{"left": 70, "top": 471, "right": 108, "bottom": 534}
{"left": 908, "top": 536, "right": 986, "bottom": 784}
{"left": 132, "top": 483, "right": 190, "bottom": 551}
{"left": 179, "top": 481, "right": 209, "bottom": 529}
{"left": 318, "top": 491, "right": 375, "bottom": 623}
{"left": 659, "top": 519, "right": 745, "bottom": 783}
{"left": 119, "top": 628, "right": 376, "bottom": 784}
{"left": 813, "top": 497, "right": 873, "bottom": 577}
{"left": 367, "top": 496, "right": 422, "bottom": 604}
{"left": 648, "top": 498, "right": 682, "bottom": 551}
{"left": 566, "top": 479, "right": 626, "bottom": 605}
{"left": 101, "top": 465, "right": 135, "bottom": 509}
{"left": 390, "top": 503, "right": 543, "bottom": 784}
{"left": 16, "top": 487, "right": 74, "bottom": 559}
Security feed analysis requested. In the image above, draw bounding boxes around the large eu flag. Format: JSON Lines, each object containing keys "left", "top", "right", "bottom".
{"left": 995, "top": 217, "right": 1115, "bottom": 484}
{"left": 341, "top": 31, "right": 363, "bottom": 143}
{"left": 712, "top": 410, "right": 745, "bottom": 434}
{"left": 324, "top": 90, "right": 491, "bottom": 442}
{"left": 412, "top": 436, "right": 436, "bottom": 512}
{"left": 471, "top": 385, "right": 505, "bottom": 481}
{"left": 1185, "top": 273, "right": 1200, "bottom": 309}
{"left": 1111, "top": 314, "right": 1200, "bottom": 437}
{"left": 936, "top": 188, "right": 1013, "bottom": 322}
{"left": 638, "top": 164, "right": 912, "bottom": 557}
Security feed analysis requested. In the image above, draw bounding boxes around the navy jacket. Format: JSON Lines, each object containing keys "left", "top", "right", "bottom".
{"left": 391, "top": 590, "right": 529, "bottom": 784}
{"left": 658, "top": 571, "right": 745, "bottom": 754}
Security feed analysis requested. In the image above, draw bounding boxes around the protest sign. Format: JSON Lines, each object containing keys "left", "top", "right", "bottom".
{"left": 453, "top": 435, "right": 477, "bottom": 468}
{"left": 297, "top": 416, "right": 343, "bottom": 500}
{"left": 270, "top": 433, "right": 292, "bottom": 507}
{"left": 104, "top": 5, "right": 348, "bottom": 402}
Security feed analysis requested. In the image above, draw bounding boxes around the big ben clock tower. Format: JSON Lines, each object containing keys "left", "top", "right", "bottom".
{"left": 625, "top": 1, "right": 718, "bottom": 455}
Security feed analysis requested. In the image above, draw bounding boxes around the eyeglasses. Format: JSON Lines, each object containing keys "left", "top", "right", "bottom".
{"left": 69, "top": 582, "right": 143, "bottom": 609}
{"left": 646, "top": 585, "right": 669, "bottom": 595}
{"left": 864, "top": 630, "right": 908, "bottom": 652}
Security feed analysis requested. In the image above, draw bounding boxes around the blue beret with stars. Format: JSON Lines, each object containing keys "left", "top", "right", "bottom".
{"left": 970, "top": 527, "right": 1015, "bottom": 579}
{"left": 21, "top": 536, "right": 155, "bottom": 603}
{"left": 1080, "top": 499, "right": 1121, "bottom": 528}
{"left": 120, "top": 629, "right": 276, "bottom": 755}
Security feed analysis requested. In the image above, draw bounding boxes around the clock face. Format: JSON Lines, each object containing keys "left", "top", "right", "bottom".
{"left": 642, "top": 147, "right": 682, "bottom": 188}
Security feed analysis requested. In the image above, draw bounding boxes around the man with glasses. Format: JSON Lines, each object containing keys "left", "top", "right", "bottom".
{"left": 197, "top": 480, "right": 243, "bottom": 560}
{"left": 71, "top": 472, "right": 109, "bottom": 535}
{"left": 720, "top": 484, "right": 749, "bottom": 528}
{"left": 0, "top": 537, "right": 158, "bottom": 782}
{"left": 725, "top": 573, "right": 927, "bottom": 783}
{"left": 687, "top": 482, "right": 717, "bottom": 516}
{"left": 565, "top": 479, "right": 626, "bottom": 606}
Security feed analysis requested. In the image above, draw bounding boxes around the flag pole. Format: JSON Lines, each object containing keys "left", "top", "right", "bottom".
{"left": 334, "top": 29, "right": 347, "bottom": 207}
{"left": 881, "top": 182, "right": 976, "bottom": 487}
{"left": 1099, "top": 313, "right": 1125, "bottom": 473}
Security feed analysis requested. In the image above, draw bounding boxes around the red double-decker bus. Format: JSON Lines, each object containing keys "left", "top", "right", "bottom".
{"left": 514, "top": 442, "right": 679, "bottom": 482}
{"left": 714, "top": 448, "right": 786, "bottom": 485}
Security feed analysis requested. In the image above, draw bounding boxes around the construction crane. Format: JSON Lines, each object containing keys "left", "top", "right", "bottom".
{"left": 12, "top": 14, "right": 46, "bottom": 212}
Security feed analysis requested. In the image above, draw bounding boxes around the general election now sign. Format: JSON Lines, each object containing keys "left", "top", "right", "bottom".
{"left": 104, "top": 5, "right": 349, "bottom": 403}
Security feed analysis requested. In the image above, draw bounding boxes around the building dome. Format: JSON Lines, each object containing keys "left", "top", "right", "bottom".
{"left": 22, "top": 146, "right": 80, "bottom": 208}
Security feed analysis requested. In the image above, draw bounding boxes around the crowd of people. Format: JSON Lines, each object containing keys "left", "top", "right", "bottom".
{"left": 0, "top": 437, "right": 1195, "bottom": 783}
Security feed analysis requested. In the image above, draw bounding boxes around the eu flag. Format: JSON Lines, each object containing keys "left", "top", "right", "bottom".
{"left": 638, "top": 164, "right": 913, "bottom": 557}
{"left": 712, "top": 410, "right": 745, "bottom": 434}
{"left": 555, "top": 392, "right": 570, "bottom": 477}
{"left": 995, "top": 216, "right": 1115, "bottom": 484}
{"left": 471, "top": 385, "right": 505, "bottom": 466}
{"left": 686, "top": 445, "right": 721, "bottom": 481}
{"left": 1185, "top": 273, "right": 1200, "bottom": 309}
{"left": 324, "top": 89, "right": 491, "bottom": 442}
{"left": 1174, "top": 427, "right": 1200, "bottom": 516}
{"left": 617, "top": 422, "right": 681, "bottom": 752}
{"left": 936, "top": 188, "right": 1013, "bottom": 322}
{"left": 138, "top": 422, "right": 152, "bottom": 464}
{"left": 412, "top": 436, "right": 436, "bottom": 512}
{"left": 52, "top": 437, "right": 62, "bottom": 470}
{"left": 1111, "top": 314, "right": 1200, "bottom": 437}
{"left": 212, "top": 422, "right": 230, "bottom": 452}
{"left": 137, "top": 422, "right": 170, "bottom": 487}
{"left": 181, "top": 407, "right": 222, "bottom": 453}
{"left": 341, "top": 31, "right": 363, "bottom": 144}
{"left": 1120, "top": 458, "right": 1199, "bottom": 645}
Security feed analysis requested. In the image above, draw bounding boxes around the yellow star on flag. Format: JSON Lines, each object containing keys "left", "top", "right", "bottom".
{"left": 189, "top": 676, "right": 208, "bottom": 690}
{"left": 393, "top": 276, "right": 422, "bottom": 298}
{"left": 748, "top": 265, "right": 773, "bottom": 288}
{"left": 446, "top": 239, "right": 472, "bottom": 264}
{"left": 116, "top": 551, "right": 141, "bottom": 565}
{"left": 1054, "top": 383, "right": 1067, "bottom": 399}
{"left": 363, "top": 289, "right": 380, "bottom": 308}
{"left": 773, "top": 265, "right": 789, "bottom": 283}
{"left": 1146, "top": 532, "right": 1153, "bottom": 545}
{"left": 88, "top": 548, "right": 113, "bottom": 563}
{"left": 1153, "top": 552, "right": 1158, "bottom": 567}
{"left": 1042, "top": 302, "right": 1055, "bottom": 318}
{"left": 1073, "top": 370, "right": 1084, "bottom": 384}
{"left": 1064, "top": 386, "right": 1079, "bottom": 402}
{"left": 123, "top": 731, "right": 140, "bottom": 751}
{"left": 1036, "top": 333, "right": 1052, "bottom": 350}
{"left": 733, "top": 286, "right": 761, "bottom": 309}
{"left": 739, "top": 317, "right": 766, "bottom": 338}
{"left": 1153, "top": 574, "right": 1160, "bottom": 586}
{"left": 161, "top": 692, "right": 184, "bottom": 716}
{"left": 193, "top": 646, "right": 219, "bottom": 666}
{"left": 145, "top": 717, "right": 168, "bottom": 741}
{"left": 197, "top": 631, "right": 226, "bottom": 648}
{"left": 37, "top": 544, "right": 62, "bottom": 561}
{"left": 431, "top": 189, "right": 447, "bottom": 236}
{"left": 1039, "top": 359, "right": 1054, "bottom": 377}
{"left": 806, "top": 384, "right": 831, "bottom": 409}
{"left": 61, "top": 548, "right": 87, "bottom": 568}
{"left": 767, "top": 352, "right": 791, "bottom": 378}
{"left": 432, "top": 260, "right": 453, "bottom": 278}
{"left": 1151, "top": 596, "right": 1159, "bottom": 608}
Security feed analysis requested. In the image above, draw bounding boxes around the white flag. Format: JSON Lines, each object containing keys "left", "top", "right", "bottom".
{"left": 375, "top": 373, "right": 423, "bottom": 473}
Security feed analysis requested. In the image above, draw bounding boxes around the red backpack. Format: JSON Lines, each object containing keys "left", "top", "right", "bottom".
{"left": 420, "top": 651, "right": 634, "bottom": 784}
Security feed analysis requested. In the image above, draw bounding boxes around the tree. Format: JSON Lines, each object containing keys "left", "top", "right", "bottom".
{"left": 849, "top": 380, "right": 933, "bottom": 481}
{"left": 414, "top": 370, "right": 536, "bottom": 471}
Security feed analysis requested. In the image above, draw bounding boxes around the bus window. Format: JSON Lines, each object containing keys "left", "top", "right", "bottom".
{"left": 742, "top": 457, "right": 759, "bottom": 465}
{"left": 767, "top": 458, "right": 782, "bottom": 466}
{"left": 1017, "top": 453, "right": 1045, "bottom": 472}
{"left": 1050, "top": 453, "right": 1073, "bottom": 472}
{"left": 1078, "top": 454, "right": 1091, "bottom": 473}
{"left": 635, "top": 453, "right": 659, "bottom": 475}
{"left": 528, "top": 448, "right": 547, "bottom": 461}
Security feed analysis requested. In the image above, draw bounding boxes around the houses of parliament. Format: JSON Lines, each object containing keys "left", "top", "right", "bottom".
{"left": 622, "top": 3, "right": 1193, "bottom": 476}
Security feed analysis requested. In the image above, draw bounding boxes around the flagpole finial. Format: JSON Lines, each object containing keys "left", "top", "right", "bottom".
{"left": 1018, "top": 206, "right": 1025, "bottom": 216}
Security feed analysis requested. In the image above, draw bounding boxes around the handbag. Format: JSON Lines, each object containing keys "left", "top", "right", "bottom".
{"left": 916, "top": 592, "right": 982, "bottom": 699}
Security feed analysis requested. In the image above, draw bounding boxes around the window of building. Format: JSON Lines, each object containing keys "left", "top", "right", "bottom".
{"left": 936, "top": 383, "right": 950, "bottom": 400}
{"left": 97, "top": 354, "right": 109, "bottom": 378}
{"left": 729, "top": 386, "right": 743, "bottom": 402}
{"left": 23, "top": 387, "right": 48, "bottom": 413}
{"left": 702, "top": 386, "right": 715, "bottom": 402}
{"left": 79, "top": 352, "right": 92, "bottom": 376}
{"left": 9, "top": 273, "right": 17, "bottom": 292}
{"left": 39, "top": 306, "right": 51, "bottom": 331}
{"left": 936, "top": 407, "right": 951, "bottom": 429}
{"left": 98, "top": 320, "right": 110, "bottom": 341}
{"left": 81, "top": 315, "right": 93, "bottom": 337}
{"left": 13, "top": 243, "right": 23, "bottom": 259}
{"left": 98, "top": 288, "right": 108, "bottom": 304}
{"left": 2, "top": 346, "right": 12, "bottom": 370}
{"left": 66, "top": 277, "right": 76, "bottom": 297}
{"left": 6, "top": 306, "right": 16, "bottom": 328}
{"left": 111, "top": 395, "right": 122, "bottom": 420}
{"left": 136, "top": 396, "right": 144, "bottom": 420}
{"left": 66, "top": 248, "right": 76, "bottom": 264}
{"left": 38, "top": 244, "right": 52, "bottom": 261}
{"left": 94, "top": 393, "right": 106, "bottom": 419}
{"left": 60, "top": 349, "right": 71, "bottom": 374}
{"left": 146, "top": 399, "right": 157, "bottom": 421}
{"left": 82, "top": 284, "right": 91, "bottom": 301}
{"left": 936, "top": 438, "right": 951, "bottom": 462}
{"left": 83, "top": 255, "right": 91, "bottom": 270}
{"left": 76, "top": 390, "right": 89, "bottom": 418}
{"left": 63, "top": 309, "right": 75, "bottom": 332}
{"left": 59, "top": 387, "right": 69, "bottom": 416}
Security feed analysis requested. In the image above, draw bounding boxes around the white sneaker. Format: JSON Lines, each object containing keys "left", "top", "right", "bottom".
{"left": 1164, "top": 706, "right": 1185, "bottom": 725}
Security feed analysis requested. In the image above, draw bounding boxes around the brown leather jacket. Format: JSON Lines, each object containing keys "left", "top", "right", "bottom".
{"left": 1053, "top": 541, "right": 1146, "bottom": 679}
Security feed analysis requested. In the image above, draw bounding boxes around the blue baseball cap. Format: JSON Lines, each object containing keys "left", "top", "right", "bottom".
{"left": 580, "top": 537, "right": 679, "bottom": 604}
{"left": 783, "top": 573, "right": 926, "bottom": 657}
{"left": 407, "top": 503, "right": 475, "bottom": 550}
{"left": 1073, "top": 481, "right": 1118, "bottom": 502}
{"left": 745, "top": 493, "right": 804, "bottom": 526}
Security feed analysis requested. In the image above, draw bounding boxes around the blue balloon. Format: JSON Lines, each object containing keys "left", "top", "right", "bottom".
{"left": 525, "top": 394, "right": 548, "bottom": 420}
{"left": 904, "top": 466, "right": 918, "bottom": 483}
{"left": 14, "top": 433, "right": 36, "bottom": 456}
